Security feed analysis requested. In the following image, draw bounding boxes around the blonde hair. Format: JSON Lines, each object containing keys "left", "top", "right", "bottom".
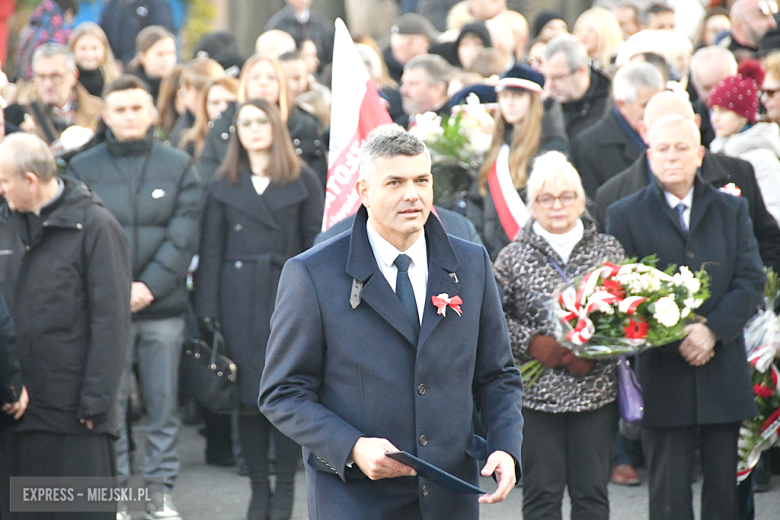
{"left": 69, "top": 22, "right": 119, "bottom": 85}
{"left": 478, "top": 89, "right": 543, "bottom": 196}
{"left": 180, "top": 58, "right": 225, "bottom": 92}
{"left": 181, "top": 76, "right": 239, "bottom": 156}
{"left": 763, "top": 51, "right": 780, "bottom": 79}
{"left": 526, "top": 151, "right": 586, "bottom": 211}
{"left": 238, "top": 55, "right": 292, "bottom": 122}
{"left": 573, "top": 7, "right": 623, "bottom": 70}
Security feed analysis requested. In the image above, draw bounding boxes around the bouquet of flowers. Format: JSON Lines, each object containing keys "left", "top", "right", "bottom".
{"left": 408, "top": 93, "right": 494, "bottom": 208}
{"left": 738, "top": 269, "right": 780, "bottom": 481}
{"left": 520, "top": 258, "right": 711, "bottom": 387}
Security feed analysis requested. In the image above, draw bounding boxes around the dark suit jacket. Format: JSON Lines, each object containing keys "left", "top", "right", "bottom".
{"left": 259, "top": 206, "right": 524, "bottom": 520}
{"left": 692, "top": 98, "right": 716, "bottom": 149}
{"left": 571, "top": 109, "right": 644, "bottom": 200}
{"left": 594, "top": 151, "right": 780, "bottom": 271}
{"left": 606, "top": 178, "right": 763, "bottom": 427}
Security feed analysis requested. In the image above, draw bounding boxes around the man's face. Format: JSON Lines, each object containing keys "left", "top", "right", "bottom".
{"left": 102, "top": 88, "right": 154, "bottom": 141}
{"left": 541, "top": 52, "right": 585, "bottom": 103}
{"left": 356, "top": 153, "right": 433, "bottom": 248}
{"left": 617, "top": 87, "right": 663, "bottom": 130}
{"left": 538, "top": 19, "right": 568, "bottom": 42}
{"left": 286, "top": 0, "right": 312, "bottom": 12}
{"left": 647, "top": 11, "right": 675, "bottom": 31}
{"left": 0, "top": 160, "right": 34, "bottom": 212}
{"left": 762, "top": 72, "right": 780, "bottom": 123}
{"left": 470, "top": 0, "right": 506, "bottom": 20}
{"left": 280, "top": 59, "right": 309, "bottom": 99}
{"left": 613, "top": 6, "right": 641, "bottom": 38}
{"left": 400, "top": 68, "right": 443, "bottom": 116}
{"left": 33, "top": 54, "right": 78, "bottom": 108}
{"left": 740, "top": 0, "right": 778, "bottom": 43}
{"left": 693, "top": 62, "right": 732, "bottom": 101}
{"left": 647, "top": 120, "right": 704, "bottom": 196}
{"left": 391, "top": 34, "right": 430, "bottom": 65}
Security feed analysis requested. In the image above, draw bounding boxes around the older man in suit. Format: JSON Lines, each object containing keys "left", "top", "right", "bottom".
{"left": 605, "top": 114, "right": 764, "bottom": 520}
{"left": 259, "top": 129, "right": 524, "bottom": 520}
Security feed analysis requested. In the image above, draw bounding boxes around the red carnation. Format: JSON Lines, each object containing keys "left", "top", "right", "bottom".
{"left": 623, "top": 317, "right": 649, "bottom": 339}
{"left": 754, "top": 383, "right": 775, "bottom": 399}
{"left": 602, "top": 279, "right": 626, "bottom": 299}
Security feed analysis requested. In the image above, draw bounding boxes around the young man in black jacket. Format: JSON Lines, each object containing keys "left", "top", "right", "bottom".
{"left": 67, "top": 75, "right": 202, "bottom": 520}
{"left": 0, "top": 133, "right": 132, "bottom": 520}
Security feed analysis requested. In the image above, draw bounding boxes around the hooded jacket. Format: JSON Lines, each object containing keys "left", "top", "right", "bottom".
{"left": 429, "top": 22, "right": 492, "bottom": 69}
{"left": 710, "top": 122, "right": 780, "bottom": 225}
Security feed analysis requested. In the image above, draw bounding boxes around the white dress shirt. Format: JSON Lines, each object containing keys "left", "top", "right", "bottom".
{"left": 664, "top": 186, "right": 694, "bottom": 229}
{"left": 366, "top": 218, "right": 428, "bottom": 324}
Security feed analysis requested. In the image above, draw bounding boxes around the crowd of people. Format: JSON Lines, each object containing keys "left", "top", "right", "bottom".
{"left": 0, "top": 0, "right": 779, "bottom": 519}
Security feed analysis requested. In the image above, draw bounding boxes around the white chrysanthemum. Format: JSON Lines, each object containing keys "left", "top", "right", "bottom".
{"left": 653, "top": 296, "right": 680, "bottom": 327}
{"left": 684, "top": 297, "right": 704, "bottom": 309}
{"left": 59, "top": 126, "right": 94, "bottom": 151}
{"left": 681, "top": 307, "right": 691, "bottom": 319}
{"left": 408, "top": 112, "right": 442, "bottom": 142}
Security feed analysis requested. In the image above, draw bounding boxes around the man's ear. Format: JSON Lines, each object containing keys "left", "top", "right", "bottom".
{"left": 694, "top": 113, "right": 702, "bottom": 129}
{"left": 23, "top": 171, "right": 39, "bottom": 191}
{"left": 696, "top": 145, "right": 705, "bottom": 167}
{"left": 356, "top": 178, "right": 370, "bottom": 207}
{"left": 637, "top": 119, "right": 649, "bottom": 144}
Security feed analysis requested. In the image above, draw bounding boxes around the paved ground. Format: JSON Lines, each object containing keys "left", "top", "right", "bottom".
{"left": 129, "top": 424, "right": 780, "bottom": 519}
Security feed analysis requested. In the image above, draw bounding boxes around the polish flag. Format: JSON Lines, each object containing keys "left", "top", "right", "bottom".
{"left": 322, "top": 18, "right": 393, "bottom": 231}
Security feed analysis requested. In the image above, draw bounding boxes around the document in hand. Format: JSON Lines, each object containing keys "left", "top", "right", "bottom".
{"left": 385, "top": 451, "right": 486, "bottom": 495}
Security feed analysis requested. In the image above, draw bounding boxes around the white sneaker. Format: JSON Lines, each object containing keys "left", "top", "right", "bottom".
{"left": 145, "top": 491, "right": 182, "bottom": 520}
{"left": 117, "top": 501, "right": 131, "bottom": 520}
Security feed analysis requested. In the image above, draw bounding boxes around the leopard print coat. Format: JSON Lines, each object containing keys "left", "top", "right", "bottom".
{"left": 493, "top": 220, "right": 625, "bottom": 413}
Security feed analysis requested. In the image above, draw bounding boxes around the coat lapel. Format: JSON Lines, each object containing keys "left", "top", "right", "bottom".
{"left": 210, "top": 170, "right": 280, "bottom": 230}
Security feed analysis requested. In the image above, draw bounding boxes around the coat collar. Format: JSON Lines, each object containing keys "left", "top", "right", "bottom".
{"left": 209, "top": 168, "right": 309, "bottom": 229}
{"left": 347, "top": 205, "right": 460, "bottom": 348}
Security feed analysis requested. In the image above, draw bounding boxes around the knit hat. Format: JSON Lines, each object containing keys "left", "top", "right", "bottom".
{"left": 707, "top": 60, "right": 765, "bottom": 123}
{"left": 532, "top": 10, "right": 565, "bottom": 39}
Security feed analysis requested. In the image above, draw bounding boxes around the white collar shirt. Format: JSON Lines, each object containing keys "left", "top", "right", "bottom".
{"left": 664, "top": 186, "right": 694, "bottom": 229}
{"left": 366, "top": 218, "right": 428, "bottom": 323}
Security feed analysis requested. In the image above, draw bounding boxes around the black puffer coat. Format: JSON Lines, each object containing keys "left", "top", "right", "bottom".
{"left": 66, "top": 129, "right": 203, "bottom": 321}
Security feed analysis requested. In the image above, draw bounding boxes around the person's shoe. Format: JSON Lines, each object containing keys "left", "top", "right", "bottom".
{"left": 611, "top": 464, "right": 641, "bottom": 486}
{"left": 269, "top": 475, "right": 294, "bottom": 520}
{"left": 117, "top": 502, "right": 132, "bottom": 520}
{"left": 247, "top": 478, "right": 271, "bottom": 520}
{"left": 145, "top": 491, "right": 182, "bottom": 520}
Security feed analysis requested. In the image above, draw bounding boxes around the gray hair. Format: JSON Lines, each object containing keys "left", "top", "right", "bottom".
{"left": 358, "top": 128, "right": 431, "bottom": 181}
{"left": 543, "top": 34, "right": 590, "bottom": 71}
{"left": 32, "top": 43, "right": 76, "bottom": 72}
{"left": 526, "top": 151, "right": 586, "bottom": 211}
{"left": 0, "top": 133, "right": 57, "bottom": 182}
{"left": 612, "top": 62, "right": 665, "bottom": 103}
{"left": 404, "top": 54, "right": 452, "bottom": 89}
{"left": 689, "top": 45, "right": 737, "bottom": 84}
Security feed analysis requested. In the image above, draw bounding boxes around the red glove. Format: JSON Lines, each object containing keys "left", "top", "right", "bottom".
{"left": 528, "top": 335, "right": 570, "bottom": 368}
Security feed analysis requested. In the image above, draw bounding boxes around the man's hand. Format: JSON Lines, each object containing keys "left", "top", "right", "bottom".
{"left": 479, "top": 450, "right": 516, "bottom": 504}
{"left": 679, "top": 323, "right": 717, "bottom": 367}
{"left": 2, "top": 386, "right": 28, "bottom": 420}
{"left": 130, "top": 282, "right": 154, "bottom": 313}
{"left": 351, "top": 437, "right": 417, "bottom": 480}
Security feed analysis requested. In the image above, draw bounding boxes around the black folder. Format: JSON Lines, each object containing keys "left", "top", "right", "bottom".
{"left": 385, "top": 451, "right": 486, "bottom": 495}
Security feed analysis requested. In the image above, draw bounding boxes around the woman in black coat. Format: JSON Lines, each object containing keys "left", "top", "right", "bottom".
{"left": 197, "top": 55, "right": 327, "bottom": 186}
{"left": 194, "top": 98, "right": 324, "bottom": 520}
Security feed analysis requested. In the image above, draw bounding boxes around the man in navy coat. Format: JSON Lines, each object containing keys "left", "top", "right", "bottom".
{"left": 259, "top": 129, "right": 524, "bottom": 520}
{"left": 606, "top": 115, "right": 764, "bottom": 520}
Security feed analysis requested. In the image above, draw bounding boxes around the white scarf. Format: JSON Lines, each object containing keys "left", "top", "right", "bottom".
{"left": 532, "top": 219, "right": 584, "bottom": 265}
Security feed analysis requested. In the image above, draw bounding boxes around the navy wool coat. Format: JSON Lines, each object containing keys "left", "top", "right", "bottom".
{"left": 606, "top": 177, "right": 764, "bottom": 427}
{"left": 259, "top": 206, "right": 525, "bottom": 520}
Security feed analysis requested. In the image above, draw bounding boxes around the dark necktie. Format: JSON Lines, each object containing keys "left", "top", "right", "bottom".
{"left": 675, "top": 202, "right": 688, "bottom": 232}
{"left": 394, "top": 254, "right": 420, "bottom": 338}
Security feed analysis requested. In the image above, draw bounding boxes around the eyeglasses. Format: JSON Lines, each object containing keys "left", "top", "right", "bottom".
{"left": 759, "top": 1, "right": 779, "bottom": 16}
{"left": 34, "top": 72, "right": 68, "bottom": 84}
{"left": 236, "top": 117, "right": 270, "bottom": 128}
{"left": 543, "top": 69, "right": 576, "bottom": 82}
{"left": 536, "top": 191, "right": 578, "bottom": 208}
{"left": 760, "top": 87, "right": 780, "bottom": 98}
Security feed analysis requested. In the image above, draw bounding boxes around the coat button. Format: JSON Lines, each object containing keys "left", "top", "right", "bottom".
{"left": 315, "top": 150, "right": 322, "bottom": 156}
{"left": 208, "top": 121, "right": 214, "bottom": 128}
{"left": 314, "top": 139, "right": 321, "bottom": 146}
{"left": 686, "top": 251, "right": 695, "bottom": 259}
{"left": 234, "top": 224, "right": 243, "bottom": 232}
{"left": 221, "top": 132, "right": 229, "bottom": 140}
{"left": 42, "top": 220, "right": 48, "bottom": 226}
{"left": 296, "top": 148, "right": 302, "bottom": 155}
{"left": 422, "top": 485, "right": 429, "bottom": 497}
{"left": 229, "top": 125, "right": 235, "bottom": 132}
{"left": 417, "top": 384, "right": 426, "bottom": 395}
{"left": 419, "top": 435, "right": 428, "bottom": 446}
{"left": 25, "top": 245, "right": 31, "bottom": 251}
{"left": 235, "top": 261, "right": 243, "bottom": 268}
{"left": 293, "top": 138, "right": 301, "bottom": 145}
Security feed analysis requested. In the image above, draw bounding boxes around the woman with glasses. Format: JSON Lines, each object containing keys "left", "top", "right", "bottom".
{"left": 194, "top": 98, "right": 323, "bottom": 520}
{"left": 493, "top": 151, "right": 623, "bottom": 520}
{"left": 467, "top": 74, "right": 568, "bottom": 260}
{"left": 197, "top": 55, "right": 327, "bottom": 186}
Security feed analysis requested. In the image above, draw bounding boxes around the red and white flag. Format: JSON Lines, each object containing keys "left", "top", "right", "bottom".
{"left": 487, "top": 144, "right": 530, "bottom": 240}
{"left": 322, "top": 19, "right": 392, "bottom": 231}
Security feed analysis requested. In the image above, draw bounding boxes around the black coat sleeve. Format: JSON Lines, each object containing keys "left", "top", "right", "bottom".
{"left": 0, "top": 291, "right": 20, "bottom": 404}
{"left": 298, "top": 167, "right": 325, "bottom": 250}
{"left": 746, "top": 176, "right": 780, "bottom": 272}
{"left": 193, "top": 189, "right": 227, "bottom": 319}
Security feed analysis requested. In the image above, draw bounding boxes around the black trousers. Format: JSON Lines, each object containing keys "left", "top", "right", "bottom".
{"left": 237, "top": 411, "right": 300, "bottom": 486}
{"left": 522, "top": 402, "right": 618, "bottom": 520}
{"left": 642, "top": 422, "right": 741, "bottom": 520}
{"left": 11, "top": 431, "right": 116, "bottom": 520}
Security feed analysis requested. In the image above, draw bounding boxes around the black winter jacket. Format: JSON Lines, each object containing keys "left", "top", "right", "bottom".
{"left": 561, "top": 67, "right": 612, "bottom": 141}
{"left": 1, "top": 178, "right": 131, "bottom": 435}
{"left": 198, "top": 103, "right": 327, "bottom": 187}
{"left": 67, "top": 129, "right": 203, "bottom": 320}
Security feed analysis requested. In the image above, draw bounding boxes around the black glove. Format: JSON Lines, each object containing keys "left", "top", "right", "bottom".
{"left": 197, "top": 317, "right": 222, "bottom": 345}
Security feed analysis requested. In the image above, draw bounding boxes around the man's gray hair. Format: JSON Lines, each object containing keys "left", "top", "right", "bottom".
{"left": 32, "top": 43, "right": 76, "bottom": 72}
{"left": 404, "top": 54, "right": 453, "bottom": 88}
{"left": 543, "top": 34, "right": 590, "bottom": 71}
{"left": 358, "top": 128, "right": 431, "bottom": 181}
{"left": 0, "top": 133, "right": 57, "bottom": 182}
{"left": 612, "top": 62, "right": 665, "bottom": 103}
{"left": 689, "top": 46, "right": 738, "bottom": 85}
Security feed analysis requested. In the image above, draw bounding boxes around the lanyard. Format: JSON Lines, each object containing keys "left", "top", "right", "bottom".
{"left": 547, "top": 256, "right": 571, "bottom": 284}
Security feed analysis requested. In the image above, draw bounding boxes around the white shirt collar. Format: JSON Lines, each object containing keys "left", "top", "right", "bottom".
{"left": 664, "top": 186, "right": 694, "bottom": 210}
{"left": 366, "top": 218, "right": 427, "bottom": 271}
